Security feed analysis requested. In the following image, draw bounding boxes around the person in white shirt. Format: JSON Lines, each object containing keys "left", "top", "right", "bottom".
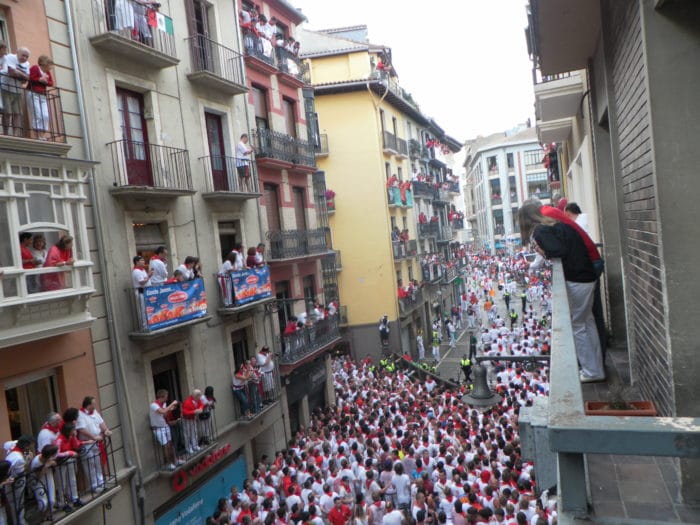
{"left": 150, "top": 389, "right": 180, "bottom": 470}
{"left": 76, "top": 396, "right": 112, "bottom": 492}
{"left": 176, "top": 256, "right": 196, "bottom": 281}
{"left": 132, "top": 255, "right": 152, "bottom": 328}
{"left": 381, "top": 500, "right": 404, "bottom": 525}
{"left": 2, "top": 46, "right": 30, "bottom": 137}
{"left": 235, "top": 134, "right": 253, "bottom": 191}
{"left": 255, "top": 346, "right": 275, "bottom": 403}
{"left": 149, "top": 246, "right": 169, "bottom": 285}
{"left": 564, "top": 202, "right": 590, "bottom": 235}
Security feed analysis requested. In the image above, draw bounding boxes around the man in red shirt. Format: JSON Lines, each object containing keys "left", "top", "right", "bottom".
{"left": 181, "top": 389, "right": 204, "bottom": 454}
{"left": 327, "top": 497, "right": 352, "bottom": 525}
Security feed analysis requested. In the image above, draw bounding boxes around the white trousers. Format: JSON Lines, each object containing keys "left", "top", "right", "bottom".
{"left": 566, "top": 280, "right": 604, "bottom": 378}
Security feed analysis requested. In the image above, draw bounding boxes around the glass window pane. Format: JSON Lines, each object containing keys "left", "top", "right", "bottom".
{"left": 55, "top": 200, "right": 64, "bottom": 225}
{"left": 0, "top": 202, "right": 12, "bottom": 267}
{"left": 2, "top": 276, "right": 18, "bottom": 298}
{"left": 17, "top": 199, "right": 28, "bottom": 226}
{"left": 71, "top": 203, "right": 83, "bottom": 260}
{"left": 28, "top": 193, "right": 54, "bottom": 223}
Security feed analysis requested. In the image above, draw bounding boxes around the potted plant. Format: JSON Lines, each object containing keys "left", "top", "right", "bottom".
{"left": 584, "top": 382, "right": 657, "bottom": 416}
{"left": 325, "top": 189, "right": 335, "bottom": 211}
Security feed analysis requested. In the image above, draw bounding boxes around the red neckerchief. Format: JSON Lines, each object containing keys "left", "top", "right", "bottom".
{"left": 11, "top": 446, "right": 23, "bottom": 454}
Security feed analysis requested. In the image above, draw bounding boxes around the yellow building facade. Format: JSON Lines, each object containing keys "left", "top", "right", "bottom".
{"left": 300, "top": 26, "right": 463, "bottom": 359}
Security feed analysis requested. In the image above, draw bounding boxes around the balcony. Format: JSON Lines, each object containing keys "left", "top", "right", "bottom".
{"left": 436, "top": 226, "right": 453, "bottom": 243}
{"left": 186, "top": 35, "right": 247, "bottom": 96}
{"left": 451, "top": 218, "right": 465, "bottom": 230}
{"left": 322, "top": 251, "right": 342, "bottom": 274}
{"left": 491, "top": 196, "right": 503, "bottom": 206}
{"left": 242, "top": 29, "right": 278, "bottom": 72}
{"left": 251, "top": 128, "right": 316, "bottom": 169}
{"left": 0, "top": 264, "right": 95, "bottom": 347}
{"left": 215, "top": 266, "right": 273, "bottom": 316}
{"left": 108, "top": 140, "right": 194, "bottom": 200}
{"left": 90, "top": 0, "right": 178, "bottom": 69}
{"left": 231, "top": 363, "right": 282, "bottom": 420}
{"left": 3, "top": 437, "right": 118, "bottom": 524}
{"left": 408, "top": 138, "right": 424, "bottom": 159}
{"left": 392, "top": 240, "right": 417, "bottom": 261}
{"left": 399, "top": 288, "right": 424, "bottom": 316}
{"left": 412, "top": 181, "right": 438, "bottom": 200}
{"left": 276, "top": 47, "right": 310, "bottom": 85}
{"left": 0, "top": 75, "right": 70, "bottom": 156}
{"left": 446, "top": 181, "right": 460, "bottom": 194}
{"left": 200, "top": 156, "right": 260, "bottom": 201}
{"left": 421, "top": 262, "right": 443, "bottom": 283}
{"left": 395, "top": 137, "right": 409, "bottom": 158}
{"left": 127, "top": 278, "right": 210, "bottom": 342}
{"left": 418, "top": 222, "right": 439, "bottom": 238}
{"left": 266, "top": 229, "right": 328, "bottom": 261}
{"left": 276, "top": 314, "right": 341, "bottom": 368}
{"left": 382, "top": 131, "right": 398, "bottom": 154}
{"left": 314, "top": 134, "right": 329, "bottom": 157}
{"left": 442, "top": 265, "right": 459, "bottom": 283}
{"left": 434, "top": 188, "right": 451, "bottom": 204}
{"left": 387, "top": 186, "right": 413, "bottom": 208}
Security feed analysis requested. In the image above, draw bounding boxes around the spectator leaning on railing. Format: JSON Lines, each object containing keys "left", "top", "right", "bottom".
{"left": 150, "top": 389, "right": 181, "bottom": 471}
{"left": 2, "top": 46, "right": 30, "bottom": 138}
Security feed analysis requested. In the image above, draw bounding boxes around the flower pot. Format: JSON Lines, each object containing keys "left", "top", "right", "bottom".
{"left": 584, "top": 400, "right": 657, "bottom": 416}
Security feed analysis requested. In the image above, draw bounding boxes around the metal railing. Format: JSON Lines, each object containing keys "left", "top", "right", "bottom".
{"left": 251, "top": 128, "right": 316, "bottom": 167}
{"left": 391, "top": 240, "right": 417, "bottom": 260}
{"left": 491, "top": 196, "right": 503, "bottom": 205}
{"left": 127, "top": 278, "right": 207, "bottom": 334}
{"left": 451, "top": 218, "right": 465, "bottom": 230}
{"left": 276, "top": 314, "right": 341, "bottom": 365}
{"left": 418, "top": 222, "right": 440, "bottom": 238}
{"left": 2, "top": 437, "right": 117, "bottom": 524}
{"left": 521, "top": 261, "right": 700, "bottom": 518}
{"left": 108, "top": 140, "right": 192, "bottom": 190}
{"left": 266, "top": 229, "right": 328, "bottom": 260}
{"left": 446, "top": 181, "right": 460, "bottom": 193}
{"left": 200, "top": 155, "right": 259, "bottom": 194}
{"left": 396, "top": 137, "right": 408, "bottom": 157}
{"left": 215, "top": 267, "right": 272, "bottom": 309}
{"left": 242, "top": 29, "right": 275, "bottom": 65}
{"left": 0, "top": 262, "right": 93, "bottom": 305}
{"left": 533, "top": 68, "right": 573, "bottom": 85}
{"left": 92, "top": 0, "right": 177, "bottom": 59}
{"left": 435, "top": 188, "right": 451, "bottom": 203}
{"left": 437, "top": 226, "right": 453, "bottom": 242}
{"left": 276, "top": 47, "right": 310, "bottom": 83}
{"left": 421, "top": 262, "right": 443, "bottom": 283}
{"left": 322, "top": 251, "right": 342, "bottom": 273}
{"left": 151, "top": 411, "right": 217, "bottom": 471}
{"left": 383, "top": 131, "right": 397, "bottom": 152}
{"left": 0, "top": 73, "right": 67, "bottom": 143}
{"left": 412, "top": 181, "right": 438, "bottom": 200}
{"left": 399, "top": 288, "right": 424, "bottom": 315}
{"left": 408, "top": 138, "right": 422, "bottom": 159}
{"left": 338, "top": 305, "right": 348, "bottom": 325}
{"left": 187, "top": 34, "right": 245, "bottom": 86}
{"left": 442, "top": 265, "right": 458, "bottom": 283}
{"left": 314, "top": 134, "right": 329, "bottom": 155}
{"left": 231, "top": 364, "right": 282, "bottom": 419}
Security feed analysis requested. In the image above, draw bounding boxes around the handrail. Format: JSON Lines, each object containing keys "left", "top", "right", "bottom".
{"left": 107, "top": 140, "right": 192, "bottom": 190}
{"left": 186, "top": 34, "right": 245, "bottom": 86}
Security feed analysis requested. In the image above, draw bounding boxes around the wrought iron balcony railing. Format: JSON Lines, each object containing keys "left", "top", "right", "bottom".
{"left": 383, "top": 131, "right": 397, "bottom": 152}
{"left": 230, "top": 363, "right": 282, "bottom": 419}
{"left": 437, "top": 226, "right": 453, "bottom": 242}
{"left": 108, "top": 140, "right": 192, "bottom": 191}
{"left": 266, "top": 229, "right": 328, "bottom": 260}
{"left": 451, "top": 218, "right": 465, "bottom": 230}
{"left": 151, "top": 411, "right": 217, "bottom": 472}
{"left": 491, "top": 196, "right": 503, "bottom": 205}
{"left": 242, "top": 29, "right": 276, "bottom": 66}
{"left": 0, "top": 73, "right": 67, "bottom": 144}
{"left": 421, "top": 262, "right": 443, "bottom": 283}
{"left": 251, "top": 128, "right": 316, "bottom": 168}
{"left": 392, "top": 240, "right": 417, "bottom": 260}
{"left": 396, "top": 137, "right": 408, "bottom": 157}
{"left": 186, "top": 34, "right": 246, "bottom": 90}
{"left": 412, "top": 181, "right": 438, "bottom": 200}
{"left": 409, "top": 138, "right": 422, "bottom": 159}
{"left": 200, "top": 155, "right": 259, "bottom": 194}
{"left": 276, "top": 47, "right": 310, "bottom": 83}
{"left": 418, "top": 222, "right": 440, "bottom": 238}
{"left": 399, "top": 288, "right": 424, "bottom": 315}
{"left": 446, "top": 181, "right": 460, "bottom": 193}
{"left": 276, "top": 314, "right": 341, "bottom": 365}
{"left": 442, "top": 265, "right": 459, "bottom": 283}
{"left": 2, "top": 437, "right": 118, "bottom": 524}
{"left": 322, "top": 251, "right": 342, "bottom": 273}
{"left": 314, "top": 134, "right": 329, "bottom": 155}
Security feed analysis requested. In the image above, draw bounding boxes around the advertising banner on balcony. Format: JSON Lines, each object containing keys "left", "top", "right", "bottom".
{"left": 145, "top": 278, "right": 207, "bottom": 331}
{"left": 231, "top": 266, "right": 272, "bottom": 306}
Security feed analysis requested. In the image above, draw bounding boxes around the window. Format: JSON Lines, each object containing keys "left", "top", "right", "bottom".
{"left": 133, "top": 222, "right": 167, "bottom": 262}
{"left": 487, "top": 156, "right": 498, "bottom": 174}
{"left": 397, "top": 167, "right": 403, "bottom": 181}
{"left": 252, "top": 85, "right": 269, "bottom": 129}
{"left": 5, "top": 371, "right": 59, "bottom": 439}
{"left": 392, "top": 117, "right": 398, "bottom": 137}
{"left": 524, "top": 149, "right": 543, "bottom": 168}
{"left": 396, "top": 270, "right": 402, "bottom": 284}
{"left": 218, "top": 221, "right": 239, "bottom": 261}
{"left": 408, "top": 266, "right": 414, "bottom": 281}
{"left": 390, "top": 216, "right": 397, "bottom": 231}
{"left": 276, "top": 281, "right": 292, "bottom": 332}
{"left": 303, "top": 275, "right": 316, "bottom": 306}
{"left": 292, "top": 187, "right": 306, "bottom": 230}
{"left": 526, "top": 172, "right": 549, "bottom": 198}
{"left": 385, "top": 162, "right": 391, "bottom": 181}
{"left": 507, "top": 153, "right": 514, "bottom": 169}
{"left": 379, "top": 109, "right": 386, "bottom": 133}
{"left": 0, "top": 162, "right": 92, "bottom": 301}
{"left": 0, "top": 13, "right": 9, "bottom": 48}
{"left": 282, "top": 98, "right": 296, "bottom": 138}
{"left": 231, "top": 329, "right": 251, "bottom": 371}
{"left": 402, "top": 217, "right": 407, "bottom": 230}
{"left": 151, "top": 354, "right": 183, "bottom": 404}
{"left": 263, "top": 183, "right": 281, "bottom": 231}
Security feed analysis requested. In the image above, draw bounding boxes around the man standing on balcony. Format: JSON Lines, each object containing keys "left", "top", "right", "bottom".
{"left": 256, "top": 346, "right": 275, "bottom": 404}
{"left": 149, "top": 246, "right": 168, "bottom": 285}
{"left": 76, "top": 396, "right": 111, "bottom": 493}
{"left": 236, "top": 134, "right": 253, "bottom": 192}
{"left": 2, "top": 46, "right": 30, "bottom": 137}
{"left": 132, "top": 255, "right": 153, "bottom": 328}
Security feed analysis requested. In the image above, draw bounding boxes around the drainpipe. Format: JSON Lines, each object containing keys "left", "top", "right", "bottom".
{"left": 64, "top": 1, "right": 144, "bottom": 523}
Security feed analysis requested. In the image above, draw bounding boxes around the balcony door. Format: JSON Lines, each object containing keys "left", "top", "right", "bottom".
{"left": 186, "top": 0, "right": 213, "bottom": 71}
{"left": 151, "top": 354, "right": 183, "bottom": 404}
{"left": 292, "top": 187, "right": 306, "bottom": 230}
{"left": 205, "top": 112, "right": 228, "bottom": 191}
{"left": 283, "top": 98, "right": 296, "bottom": 138}
{"left": 4, "top": 372, "right": 59, "bottom": 439}
{"left": 264, "top": 183, "right": 281, "bottom": 232}
{"left": 117, "top": 88, "right": 152, "bottom": 186}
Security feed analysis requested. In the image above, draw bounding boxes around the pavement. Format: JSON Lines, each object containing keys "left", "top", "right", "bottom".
{"left": 429, "top": 285, "right": 700, "bottom": 524}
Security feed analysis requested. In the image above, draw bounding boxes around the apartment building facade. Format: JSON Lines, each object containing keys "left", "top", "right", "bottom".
{"left": 526, "top": 0, "right": 700, "bottom": 502}
{"left": 464, "top": 126, "right": 550, "bottom": 254}
{"left": 298, "top": 26, "right": 463, "bottom": 360}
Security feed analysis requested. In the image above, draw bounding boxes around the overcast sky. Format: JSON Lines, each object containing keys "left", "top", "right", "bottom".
{"left": 293, "top": 0, "right": 535, "bottom": 143}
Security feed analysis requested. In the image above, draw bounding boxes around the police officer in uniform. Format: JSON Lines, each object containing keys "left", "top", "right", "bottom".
{"left": 460, "top": 355, "right": 472, "bottom": 383}
{"left": 503, "top": 290, "right": 511, "bottom": 311}
{"left": 520, "top": 291, "right": 527, "bottom": 314}
{"left": 509, "top": 309, "right": 518, "bottom": 330}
